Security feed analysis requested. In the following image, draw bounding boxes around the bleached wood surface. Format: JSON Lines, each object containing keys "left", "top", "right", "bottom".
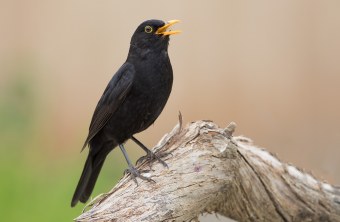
{"left": 75, "top": 119, "right": 340, "bottom": 222}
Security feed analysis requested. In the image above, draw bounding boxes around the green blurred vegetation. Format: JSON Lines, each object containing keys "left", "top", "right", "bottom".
{"left": 0, "top": 62, "right": 129, "bottom": 221}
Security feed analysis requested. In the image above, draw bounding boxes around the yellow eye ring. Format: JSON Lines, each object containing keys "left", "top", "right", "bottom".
{"left": 144, "top": 26, "right": 153, "bottom": 33}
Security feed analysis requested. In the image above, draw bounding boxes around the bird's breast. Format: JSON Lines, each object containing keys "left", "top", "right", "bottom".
{"left": 128, "top": 55, "right": 173, "bottom": 128}
{"left": 105, "top": 53, "right": 173, "bottom": 141}
{"left": 135, "top": 52, "right": 172, "bottom": 93}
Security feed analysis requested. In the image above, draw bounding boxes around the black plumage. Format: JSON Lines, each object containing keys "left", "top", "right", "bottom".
{"left": 71, "top": 19, "right": 180, "bottom": 207}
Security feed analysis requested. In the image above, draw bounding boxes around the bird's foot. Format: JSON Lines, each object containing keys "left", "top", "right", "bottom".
{"left": 124, "top": 166, "right": 155, "bottom": 185}
{"left": 136, "top": 150, "right": 169, "bottom": 168}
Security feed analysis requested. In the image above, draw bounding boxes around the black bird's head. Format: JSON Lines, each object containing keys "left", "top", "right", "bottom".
{"left": 130, "top": 19, "right": 180, "bottom": 51}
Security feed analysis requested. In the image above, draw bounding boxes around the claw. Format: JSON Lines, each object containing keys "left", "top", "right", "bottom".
{"left": 125, "top": 166, "right": 155, "bottom": 185}
{"left": 136, "top": 150, "right": 169, "bottom": 168}
{"left": 119, "top": 143, "right": 155, "bottom": 184}
{"left": 131, "top": 136, "right": 170, "bottom": 170}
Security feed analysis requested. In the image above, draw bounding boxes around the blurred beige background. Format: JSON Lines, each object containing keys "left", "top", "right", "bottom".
{"left": 1, "top": 0, "right": 340, "bottom": 221}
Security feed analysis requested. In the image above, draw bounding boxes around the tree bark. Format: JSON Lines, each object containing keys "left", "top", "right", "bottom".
{"left": 75, "top": 119, "right": 340, "bottom": 222}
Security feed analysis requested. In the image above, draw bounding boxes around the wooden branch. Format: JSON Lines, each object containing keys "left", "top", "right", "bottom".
{"left": 75, "top": 120, "right": 340, "bottom": 222}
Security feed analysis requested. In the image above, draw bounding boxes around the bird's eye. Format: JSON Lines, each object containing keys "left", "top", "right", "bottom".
{"left": 144, "top": 26, "right": 153, "bottom": 33}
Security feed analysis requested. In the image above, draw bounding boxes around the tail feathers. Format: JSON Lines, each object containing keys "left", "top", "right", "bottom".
{"left": 71, "top": 155, "right": 93, "bottom": 207}
{"left": 71, "top": 154, "right": 106, "bottom": 207}
{"left": 79, "top": 160, "right": 105, "bottom": 203}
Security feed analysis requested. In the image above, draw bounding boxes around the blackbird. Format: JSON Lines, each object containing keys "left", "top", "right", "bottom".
{"left": 71, "top": 19, "right": 180, "bottom": 207}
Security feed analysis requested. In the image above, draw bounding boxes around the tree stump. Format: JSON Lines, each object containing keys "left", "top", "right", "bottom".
{"left": 75, "top": 119, "right": 340, "bottom": 222}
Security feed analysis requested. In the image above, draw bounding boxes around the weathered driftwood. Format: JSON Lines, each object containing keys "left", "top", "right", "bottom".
{"left": 75, "top": 119, "right": 340, "bottom": 222}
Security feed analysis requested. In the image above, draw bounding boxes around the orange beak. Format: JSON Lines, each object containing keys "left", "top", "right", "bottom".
{"left": 156, "top": 20, "right": 181, "bottom": 36}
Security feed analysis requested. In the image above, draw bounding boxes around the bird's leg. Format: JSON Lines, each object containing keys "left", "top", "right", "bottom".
{"left": 119, "top": 144, "right": 153, "bottom": 185}
{"left": 131, "top": 136, "right": 168, "bottom": 168}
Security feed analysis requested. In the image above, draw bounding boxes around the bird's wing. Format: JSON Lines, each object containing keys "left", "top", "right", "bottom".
{"left": 81, "top": 63, "right": 135, "bottom": 151}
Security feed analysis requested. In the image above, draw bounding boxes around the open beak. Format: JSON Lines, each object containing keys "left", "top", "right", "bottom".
{"left": 156, "top": 20, "right": 181, "bottom": 36}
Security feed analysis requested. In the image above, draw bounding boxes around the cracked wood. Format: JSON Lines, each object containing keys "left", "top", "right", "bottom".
{"left": 75, "top": 120, "right": 340, "bottom": 222}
